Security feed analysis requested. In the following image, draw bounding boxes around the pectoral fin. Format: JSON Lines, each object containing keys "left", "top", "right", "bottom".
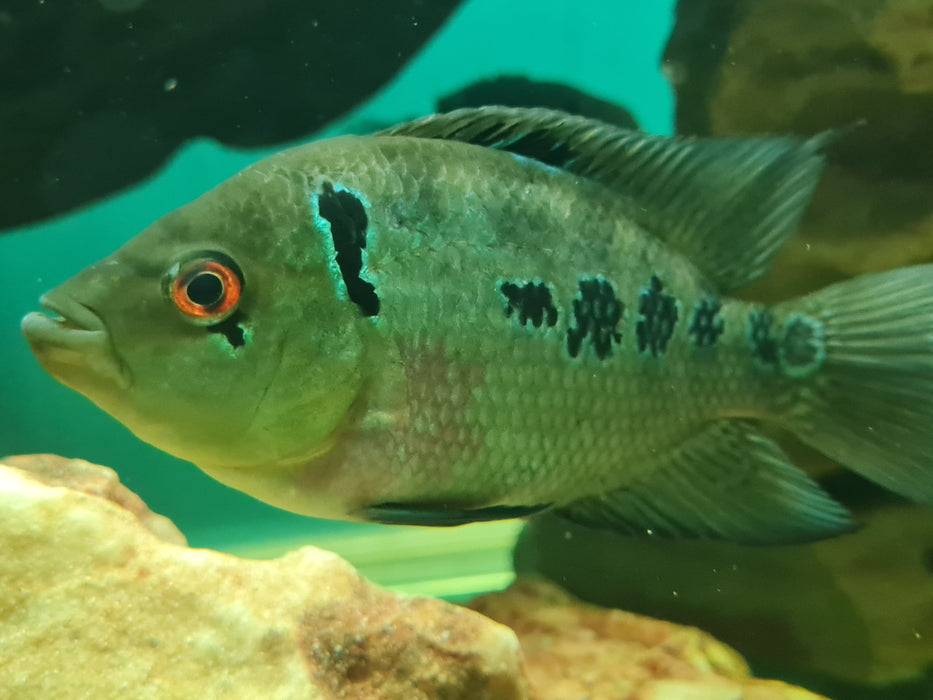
{"left": 555, "top": 421, "right": 854, "bottom": 545}
{"left": 364, "top": 501, "right": 551, "bottom": 527}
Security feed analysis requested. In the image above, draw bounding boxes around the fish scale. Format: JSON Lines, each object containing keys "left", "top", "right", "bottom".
{"left": 357, "top": 145, "right": 759, "bottom": 502}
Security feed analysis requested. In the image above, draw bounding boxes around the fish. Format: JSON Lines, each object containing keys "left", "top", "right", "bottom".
{"left": 21, "top": 107, "right": 933, "bottom": 544}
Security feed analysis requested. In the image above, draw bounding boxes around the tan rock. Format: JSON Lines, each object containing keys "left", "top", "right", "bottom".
{"left": 471, "top": 578, "right": 829, "bottom": 700}
{"left": 0, "top": 454, "right": 527, "bottom": 700}
{"left": 1, "top": 453, "right": 187, "bottom": 545}
{"left": 0, "top": 454, "right": 831, "bottom": 699}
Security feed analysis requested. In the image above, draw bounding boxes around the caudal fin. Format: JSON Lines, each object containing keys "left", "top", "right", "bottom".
{"left": 781, "top": 265, "right": 933, "bottom": 503}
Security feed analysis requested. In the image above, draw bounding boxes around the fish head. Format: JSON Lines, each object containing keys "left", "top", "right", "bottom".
{"left": 22, "top": 161, "right": 368, "bottom": 474}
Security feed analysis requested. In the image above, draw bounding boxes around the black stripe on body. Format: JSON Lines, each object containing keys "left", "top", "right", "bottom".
{"left": 317, "top": 182, "right": 380, "bottom": 317}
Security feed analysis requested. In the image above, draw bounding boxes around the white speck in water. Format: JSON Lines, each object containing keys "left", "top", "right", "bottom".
{"left": 646, "top": 529, "right": 654, "bottom": 536}
{"left": 672, "top": 590, "right": 678, "bottom": 597}
{"left": 914, "top": 630, "right": 923, "bottom": 640}
{"left": 805, "top": 243, "right": 811, "bottom": 251}
{"left": 312, "top": 19, "right": 319, "bottom": 28}
{"left": 563, "top": 530, "right": 573, "bottom": 541}
{"left": 163, "top": 77, "right": 178, "bottom": 92}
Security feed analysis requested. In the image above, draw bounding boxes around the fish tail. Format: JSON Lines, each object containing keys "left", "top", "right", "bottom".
{"left": 778, "top": 264, "right": 933, "bottom": 503}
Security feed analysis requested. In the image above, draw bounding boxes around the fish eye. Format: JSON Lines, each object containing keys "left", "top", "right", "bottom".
{"left": 169, "top": 254, "right": 243, "bottom": 324}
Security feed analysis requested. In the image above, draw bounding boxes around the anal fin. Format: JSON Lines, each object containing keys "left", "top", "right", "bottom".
{"left": 555, "top": 421, "right": 854, "bottom": 545}
{"left": 364, "top": 502, "right": 551, "bottom": 527}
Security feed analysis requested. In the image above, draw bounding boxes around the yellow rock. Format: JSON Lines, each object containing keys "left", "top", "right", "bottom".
{"left": 0, "top": 454, "right": 526, "bottom": 700}
{"left": 0, "top": 454, "right": 829, "bottom": 699}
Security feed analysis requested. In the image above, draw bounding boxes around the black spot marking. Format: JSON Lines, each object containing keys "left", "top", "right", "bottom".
{"left": 317, "top": 181, "right": 379, "bottom": 317}
{"left": 779, "top": 314, "right": 825, "bottom": 377}
{"left": 748, "top": 308, "right": 779, "bottom": 366}
{"left": 499, "top": 280, "right": 558, "bottom": 328}
{"left": 208, "top": 312, "right": 246, "bottom": 349}
{"left": 689, "top": 297, "right": 724, "bottom": 347}
{"left": 636, "top": 275, "right": 678, "bottom": 356}
{"left": 566, "top": 277, "right": 623, "bottom": 360}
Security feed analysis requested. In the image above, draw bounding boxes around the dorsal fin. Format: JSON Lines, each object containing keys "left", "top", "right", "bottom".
{"left": 379, "top": 107, "right": 829, "bottom": 292}
{"left": 554, "top": 420, "right": 854, "bottom": 544}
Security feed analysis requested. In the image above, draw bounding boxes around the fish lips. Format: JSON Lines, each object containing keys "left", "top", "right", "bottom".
{"left": 21, "top": 293, "right": 130, "bottom": 391}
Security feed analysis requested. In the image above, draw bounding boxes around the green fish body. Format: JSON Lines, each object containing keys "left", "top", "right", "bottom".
{"left": 22, "top": 108, "right": 933, "bottom": 543}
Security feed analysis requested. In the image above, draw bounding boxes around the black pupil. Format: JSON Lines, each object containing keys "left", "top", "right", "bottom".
{"left": 186, "top": 271, "right": 224, "bottom": 307}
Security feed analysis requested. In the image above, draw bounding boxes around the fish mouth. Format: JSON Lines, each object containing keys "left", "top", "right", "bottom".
{"left": 21, "top": 293, "right": 130, "bottom": 390}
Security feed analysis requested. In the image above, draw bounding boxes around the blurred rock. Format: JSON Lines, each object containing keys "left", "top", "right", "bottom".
{"left": 0, "top": 454, "right": 526, "bottom": 699}
{"left": 0, "top": 0, "right": 462, "bottom": 231}
{"left": 515, "top": 510, "right": 933, "bottom": 693}
{"left": 664, "top": 0, "right": 933, "bottom": 301}
{"left": 471, "top": 577, "right": 829, "bottom": 700}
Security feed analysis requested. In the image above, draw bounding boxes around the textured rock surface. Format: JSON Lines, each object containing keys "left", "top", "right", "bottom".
{"left": 0, "top": 453, "right": 187, "bottom": 545}
{"left": 472, "top": 578, "right": 829, "bottom": 700}
{"left": 0, "top": 454, "right": 526, "bottom": 700}
{"left": 664, "top": 0, "right": 933, "bottom": 302}
{"left": 516, "top": 511, "right": 933, "bottom": 691}
{"left": 0, "top": 454, "right": 830, "bottom": 699}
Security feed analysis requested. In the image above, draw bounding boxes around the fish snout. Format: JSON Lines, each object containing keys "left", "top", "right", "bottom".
{"left": 22, "top": 292, "right": 130, "bottom": 390}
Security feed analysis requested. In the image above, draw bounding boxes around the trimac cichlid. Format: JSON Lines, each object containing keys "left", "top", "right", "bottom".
{"left": 21, "top": 107, "right": 933, "bottom": 543}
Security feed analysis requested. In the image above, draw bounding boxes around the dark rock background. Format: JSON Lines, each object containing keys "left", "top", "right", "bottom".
{"left": 437, "top": 76, "right": 639, "bottom": 129}
{"left": 0, "top": 0, "right": 462, "bottom": 231}
{"left": 663, "top": 0, "right": 933, "bottom": 301}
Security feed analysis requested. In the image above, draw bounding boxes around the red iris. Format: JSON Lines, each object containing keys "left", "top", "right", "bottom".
{"left": 171, "top": 259, "right": 242, "bottom": 323}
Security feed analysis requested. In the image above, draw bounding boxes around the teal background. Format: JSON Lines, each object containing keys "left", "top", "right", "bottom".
{"left": 0, "top": 0, "right": 676, "bottom": 551}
